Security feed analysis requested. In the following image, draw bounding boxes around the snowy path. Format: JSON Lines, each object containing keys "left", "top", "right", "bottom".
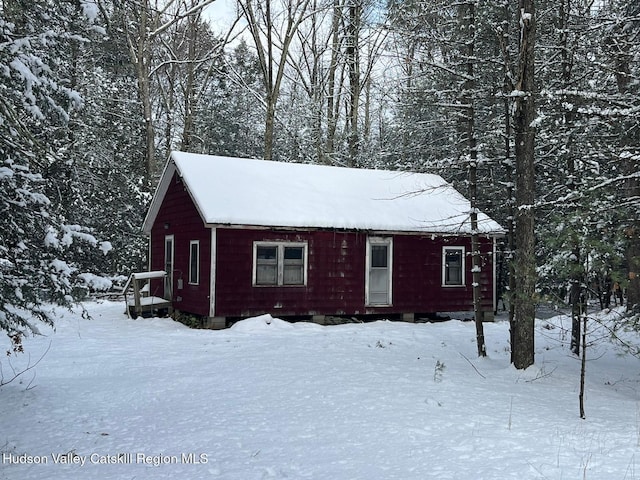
{"left": 1, "top": 302, "right": 639, "bottom": 479}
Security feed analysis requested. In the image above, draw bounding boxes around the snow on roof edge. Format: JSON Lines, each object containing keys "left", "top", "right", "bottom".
{"left": 146, "top": 151, "right": 505, "bottom": 236}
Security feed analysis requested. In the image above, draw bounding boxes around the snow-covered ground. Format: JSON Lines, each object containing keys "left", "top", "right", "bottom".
{"left": 1, "top": 302, "right": 639, "bottom": 480}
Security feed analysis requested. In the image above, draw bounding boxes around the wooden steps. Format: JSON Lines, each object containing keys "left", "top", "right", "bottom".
{"left": 123, "top": 271, "right": 173, "bottom": 317}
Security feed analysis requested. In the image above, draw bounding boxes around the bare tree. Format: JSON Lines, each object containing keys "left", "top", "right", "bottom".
{"left": 155, "top": 1, "right": 238, "bottom": 155}
{"left": 96, "top": 0, "right": 218, "bottom": 184}
{"left": 238, "top": 0, "right": 313, "bottom": 161}
{"left": 344, "top": 0, "right": 387, "bottom": 167}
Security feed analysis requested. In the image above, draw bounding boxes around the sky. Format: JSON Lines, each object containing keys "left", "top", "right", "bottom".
{"left": 203, "top": 0, "right": 239, "bottom": 31}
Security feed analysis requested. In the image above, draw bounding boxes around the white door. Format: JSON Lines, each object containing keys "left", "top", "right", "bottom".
{"left": 164, "top": 235, "right": 174, "bottom": 299}
{"left": 366, "top": 238, "right": 392, "bottom": 306}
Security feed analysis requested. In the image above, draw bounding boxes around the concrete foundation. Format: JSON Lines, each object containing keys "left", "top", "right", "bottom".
{"left": 203, "top": 316, "right": 227, "bottom": 329}
{"left": 312, "top": 315, "right": 327, "bottom": 325}
{"left": 402, "top": 313, "right": 416, "bottom": 323}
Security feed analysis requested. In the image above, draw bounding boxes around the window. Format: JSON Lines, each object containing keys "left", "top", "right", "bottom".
{"left": 283, "top": 246, "right": 304, "bottom": 285}
{"left": 443, "top": 246, "right": 465, "bottom": 286}
{"left": 254, "top": 242, "right": 307, "bottom": 286}
{"left": 371, "top": 245, "right": 388, "bottom": 269}
{"left": 256, "top": 245, "right": 278, "bottom": 285}
{"left": 366, "top": 237, "right": 393, "bottom": 306}
{"left": 189, "top": 240, "right": 200, "bottom": 285}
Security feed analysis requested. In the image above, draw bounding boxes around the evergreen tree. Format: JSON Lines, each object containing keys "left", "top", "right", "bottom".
{"left": 533, "top": 0, "right": 640, "bottom": 321}
{"left": 46, "top": 0, "right": 149, "bottom": 280}
{"left": 0, "top": 1, "right": 100, "bottom": 344}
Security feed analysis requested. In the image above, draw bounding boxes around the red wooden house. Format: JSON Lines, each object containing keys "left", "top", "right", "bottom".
{"left": 142, "top": 151, "right": 504, "bottom": 328}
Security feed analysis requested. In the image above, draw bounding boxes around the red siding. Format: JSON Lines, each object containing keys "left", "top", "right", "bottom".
{"left": 214, "top": 228, "right": 496, "bottom": 318}
{"left": 392, "top": 235, "right": 494, "bottom": 313}
{"left": 215, "top": 230, "right": 367, "bottom": 317}
{"left": 150, "top": 179, "right": 497, "bottom": 319}
{"left": 149, "top": 173, "right": 211, "bottom": 316}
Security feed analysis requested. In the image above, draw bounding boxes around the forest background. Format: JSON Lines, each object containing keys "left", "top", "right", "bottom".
{"left": 1, "top": 0, "right": 640, "bottom": 366}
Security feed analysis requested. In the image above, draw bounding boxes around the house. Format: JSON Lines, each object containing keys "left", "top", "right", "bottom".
{"left": 142, "top": 151, "right": 504, "bottom": 328}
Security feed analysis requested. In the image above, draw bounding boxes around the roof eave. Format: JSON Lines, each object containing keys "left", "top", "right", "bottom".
{"left": 203, "top": 222, "right": 506, "bottom": 237}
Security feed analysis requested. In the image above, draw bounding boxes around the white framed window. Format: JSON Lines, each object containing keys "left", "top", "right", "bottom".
{"left": 442, "top": 246, "right": 465, "bottom": 286}
{"left": 253, "top": 242, "right": 308, "bottom": 286}
{"left": 189, "top": 240, "right": 200, "bottom": 285}
{"left": 365, "top": 237, "right": 393, "bottom": 306}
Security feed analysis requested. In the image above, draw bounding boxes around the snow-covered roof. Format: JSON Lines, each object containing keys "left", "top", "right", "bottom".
{"left": 143, "top": 151, "right": 504, "bottom": 235}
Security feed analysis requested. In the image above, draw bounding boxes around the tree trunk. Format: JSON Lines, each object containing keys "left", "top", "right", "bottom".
{"left": 470, "top": 171, "right": 486, "bottom": 357}
{"left": 579, "top": 308, "right": 587, "bottom": 419}
{"left": 308, "top": 0, "right": 324, "bottom": 165}
{"left": 558, "top": 0, "right": 585, "bottom": 351}
{"left": 264, "top": 0, "right": 275, "bottom": 161}
{"left": 569, "top": 277, "right": 582, "bottom": 355}
{"left": 133, "top": 3, "right": 156, "bottom": 185}
{"left": 346, "top": 0, "right": 361, "bottom": 167}
{"left": 461, "top": 0, "right": 485, "bottom": 357}
{"left": 498, "top": 1, "right": 517, "bottom": 360}
{"left": 264, "top": 95, "right": 276, "bottom": 161}
{"left": 512, "top": 0, "right": 536, "bottom": 370}
{"left": 180, "top": 13, "right": 198, "bottom": 152}
{"left": 324, "top": 0, "right": 342, "bottom": 165}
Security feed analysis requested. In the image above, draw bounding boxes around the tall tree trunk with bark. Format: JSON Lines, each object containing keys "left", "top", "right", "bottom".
{"left": 512, "top": 0, "right": 536, "bottom": 370}
{"left": 180, "top": 12, "right": 198, "bottom": 151}
{"left": 461, "top": 0, "right": 486, "bottom": 357}
{"left": 325, "top": 0, "right": 343, "bottom": 164}
{"left": 496, "top": 0, "right": 516, "bottom": 349}
{"left": 131, "top": 2, "right": 156, "bottom": 185}
{"left": 557, "top": 0, "right": 584, "bottom": 355}
{"left": 346, "top": 0, "right": 361, "bottom": 167}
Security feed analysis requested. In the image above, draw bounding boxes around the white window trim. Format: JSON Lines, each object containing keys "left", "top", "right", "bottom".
{"left": 442, "top": 246, "right": 466, "bottom": 287}
{"left": 365, "top": 236, "right": 393, "bottom": 306}
{"left": 252, "top": 241, "right": 308, "bottom": 287}
{"left": 189, "top": 240, "right": 200, "bottom": 285}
